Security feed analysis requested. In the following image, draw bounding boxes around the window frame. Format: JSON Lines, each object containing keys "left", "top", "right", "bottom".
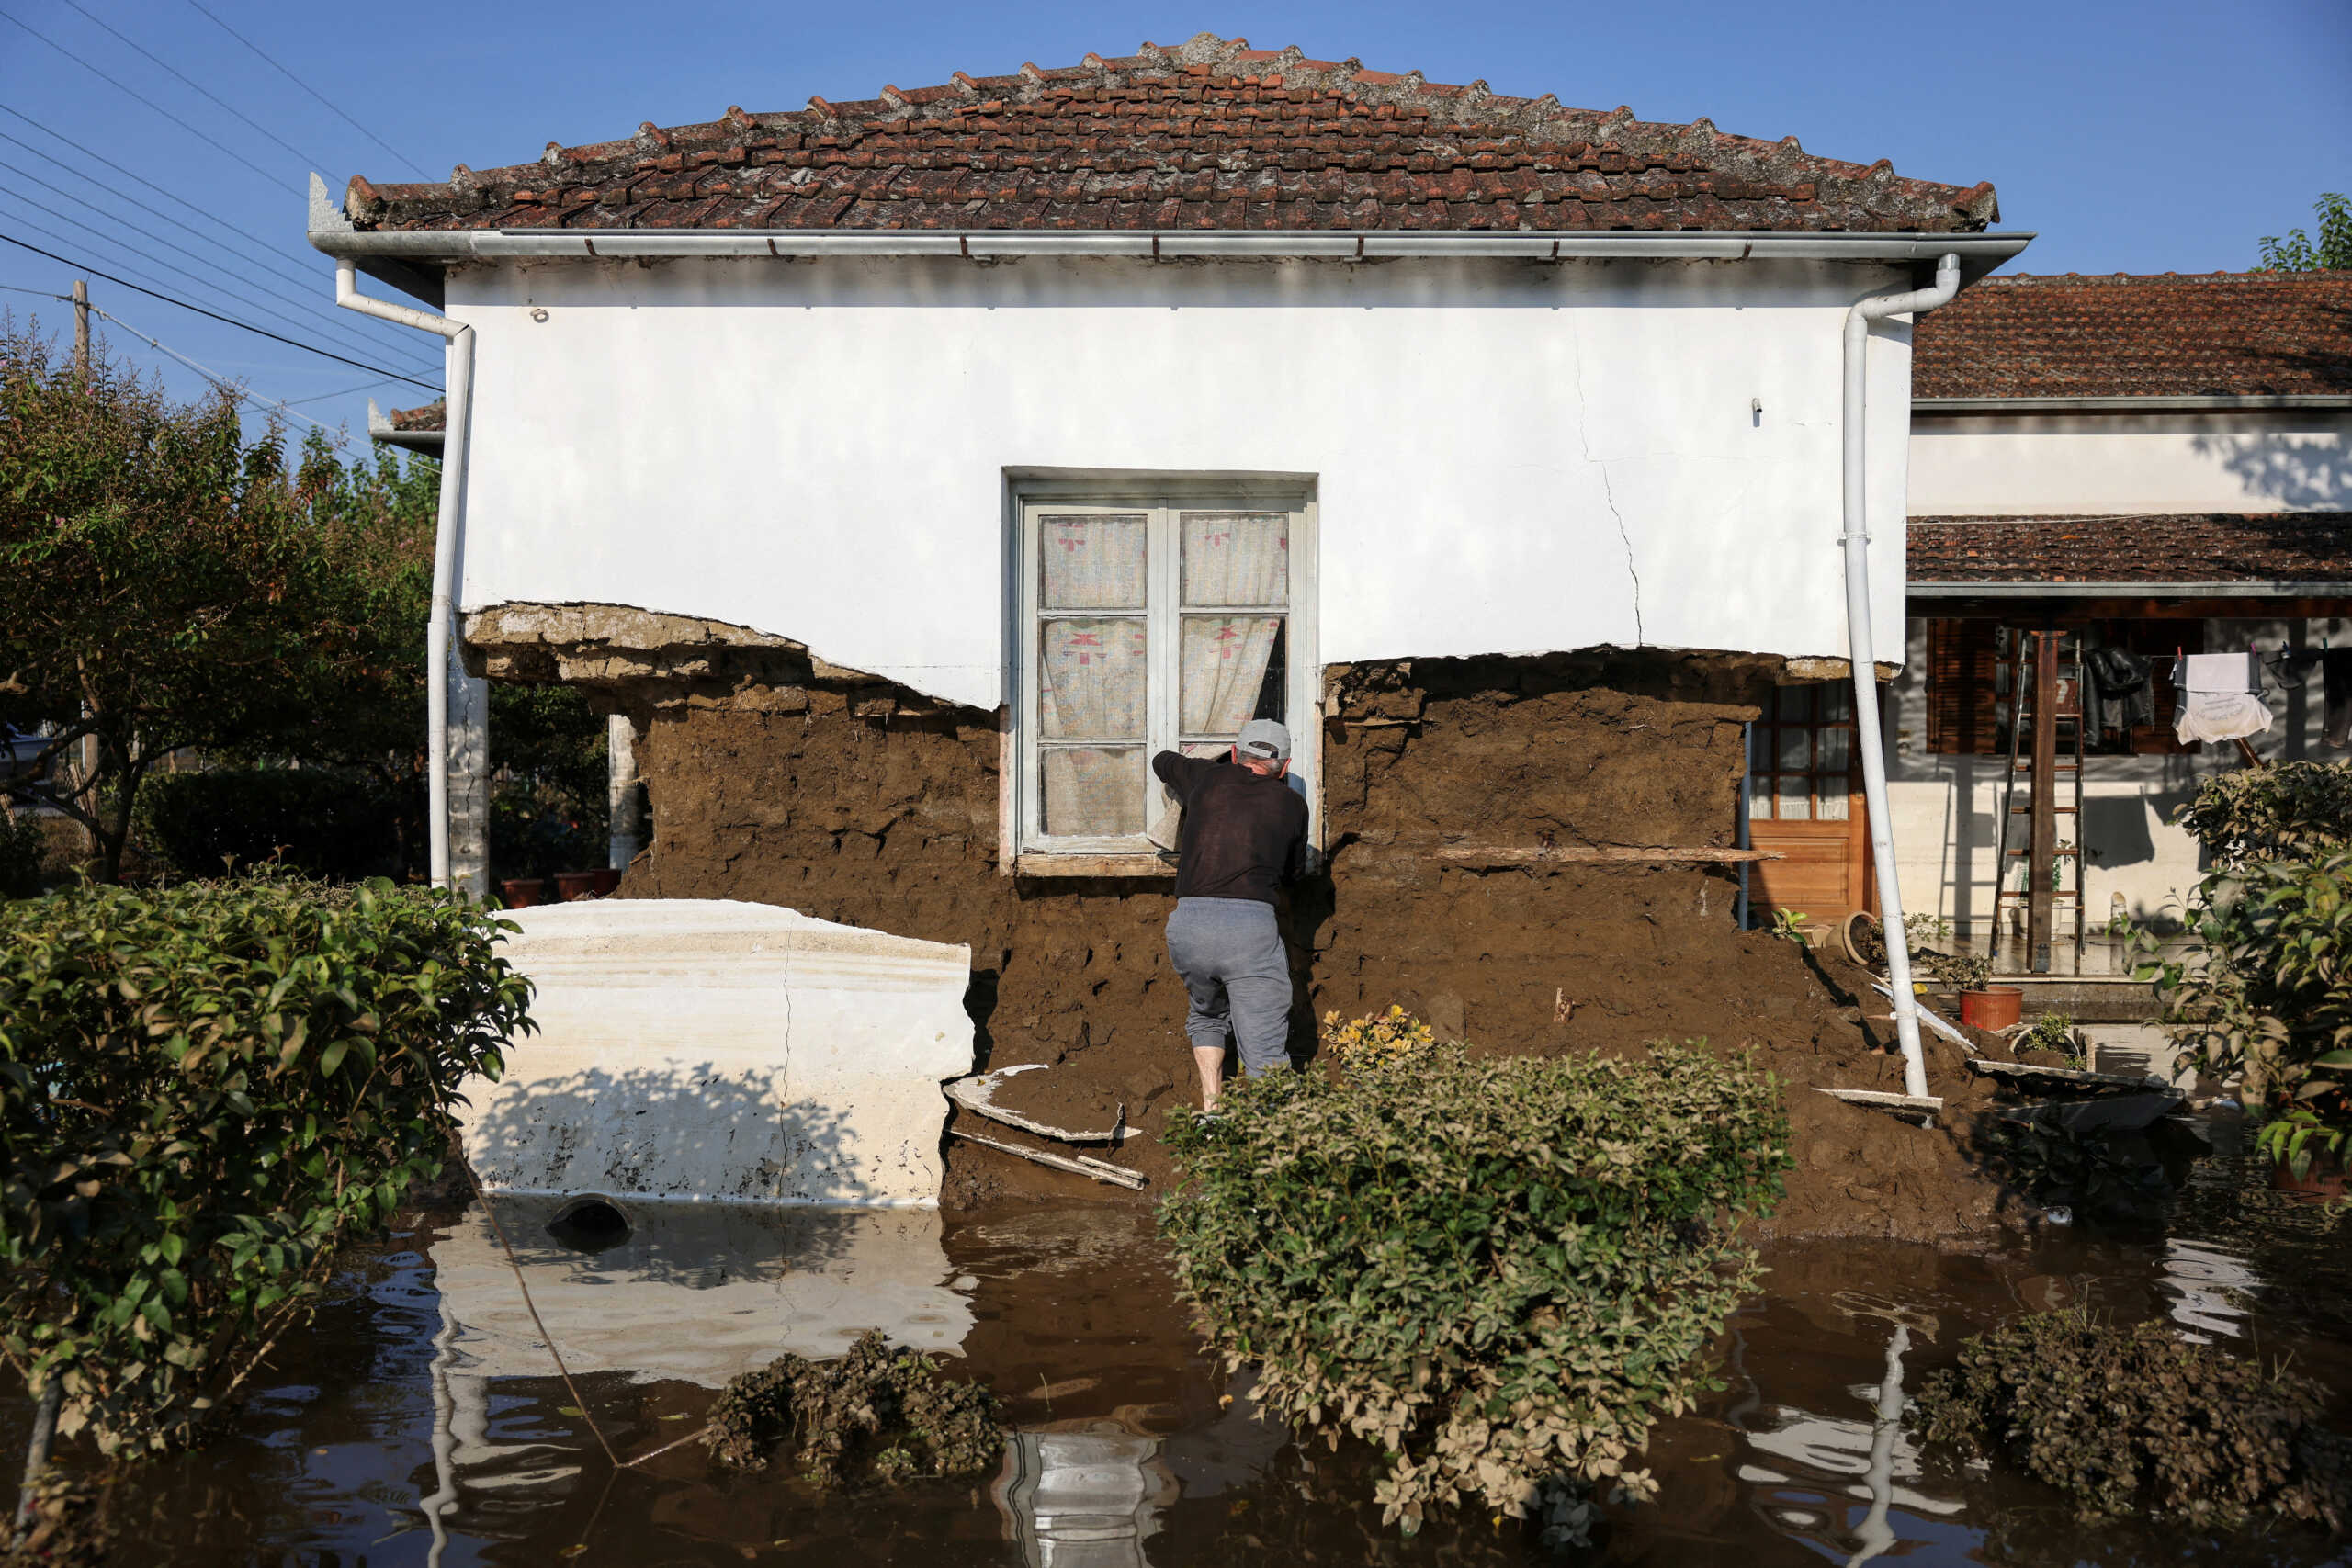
{"left": 1008, "top": 477, "right": 1318, "bottom": 872}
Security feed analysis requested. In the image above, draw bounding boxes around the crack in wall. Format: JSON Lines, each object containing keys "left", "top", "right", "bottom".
{"left": 1569, "top": 320, "right": 1645, "bottom": 646}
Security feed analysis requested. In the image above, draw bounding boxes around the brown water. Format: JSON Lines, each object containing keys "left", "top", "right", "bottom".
{"left": 15, "top": 1124, "right": 2352, "bottom": 1567}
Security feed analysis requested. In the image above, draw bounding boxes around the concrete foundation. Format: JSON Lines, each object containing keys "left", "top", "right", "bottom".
{"left": 455, "top": 899, "right": 974, "bottom": 1205}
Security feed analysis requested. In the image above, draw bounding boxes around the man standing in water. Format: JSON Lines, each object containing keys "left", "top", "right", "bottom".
{"left": 1152, "top": 719, "right": 1309, "bottom": 1110}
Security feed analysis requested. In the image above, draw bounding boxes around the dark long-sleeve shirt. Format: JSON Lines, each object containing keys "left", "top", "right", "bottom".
{"left": 1151, "top": 750, "right": 1308, "bottom": 906}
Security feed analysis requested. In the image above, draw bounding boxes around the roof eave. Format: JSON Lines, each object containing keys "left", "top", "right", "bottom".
{"left": 1909, "top": 579, "right": 2352, "bottom": 597}
{"left": 1917, "top": 393, "right": 2352, "bottom": 414}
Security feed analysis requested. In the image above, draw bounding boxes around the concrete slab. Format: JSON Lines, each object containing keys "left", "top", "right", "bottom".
{"left": 456, "top": 899, "right": 974, "bottom": 1205}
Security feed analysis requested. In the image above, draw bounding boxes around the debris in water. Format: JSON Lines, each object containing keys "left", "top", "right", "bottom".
{"left": 703, "top": 1329, "right": 1002, "bottom": 1485}
{"left": 946, "top": 1063, "right": 1125, "bottom": 1143}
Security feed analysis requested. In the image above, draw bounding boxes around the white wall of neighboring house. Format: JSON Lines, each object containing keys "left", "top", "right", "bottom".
{"left": 449, "top": 254, "right": 1924, "bottom": 712}
{"left": 1883, "top": 615, "right": 2352, "bottom": 942}
{"left": 1909, "top": 410, "right": 2352, "bottom": 516}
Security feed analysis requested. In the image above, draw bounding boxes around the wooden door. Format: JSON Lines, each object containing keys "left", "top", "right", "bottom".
{"left": 1747, "top": 682, "right": 1870, "bottom": 925}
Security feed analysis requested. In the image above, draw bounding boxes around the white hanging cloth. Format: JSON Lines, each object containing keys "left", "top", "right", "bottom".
{"left": 2173, "top": 652, "right": 2273, "bottom": 745}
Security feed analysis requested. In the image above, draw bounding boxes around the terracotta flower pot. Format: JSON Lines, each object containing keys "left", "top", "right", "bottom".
{"left": 2270, "top": 1156, "right": 2347, "bottom": 1204}
{"left": 554, "top": 870, "right": 600, "bottom": 901}
{"left": 1959, "top": 986, "right": 2024, "bottom": 1031}
{"left": 499, "top": 877, "right": 546, "bottom": 909}
{"left": 591, "top": 867, "right": 622, "bottom": 896}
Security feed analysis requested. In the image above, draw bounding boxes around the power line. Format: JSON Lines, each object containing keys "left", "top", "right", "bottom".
{"left": 83, "top": 298, "right": 354, "bottom": 445}
{"left": 52, "top": 0, "right": 335, "bottom": 171}
{"left": 0, "top": 231, "right": 438, "bottom": 389}
{"left": 0, "top": 194, "right": 435, "bottom": 375}
{"left": 184, "top": 0, "right": 429, "bottom": 180}
{"left": 0, "top": 6, "right": 294, "bottom": 191}
{"left": 0, "top": 117, "right": 369, "bottom": 306}
{"left": 0, "top": 161, "right": 440, "bottom": 370}
{"left": 0, "top": 109, "right": 433, "bottom": 365}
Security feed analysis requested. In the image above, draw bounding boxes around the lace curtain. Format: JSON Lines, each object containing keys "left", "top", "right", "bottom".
{"left": 1179, "top": 512, "right": 1286, "bottom": 739}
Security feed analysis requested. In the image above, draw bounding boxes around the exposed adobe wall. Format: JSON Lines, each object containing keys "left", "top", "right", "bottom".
{"left": 466, "top": 604, "right": 2014, "bottom": 1240}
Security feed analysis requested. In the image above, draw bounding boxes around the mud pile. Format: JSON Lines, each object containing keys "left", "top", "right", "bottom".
{"left": 537, "top": 618, "right": 2018, "bottom": 1244}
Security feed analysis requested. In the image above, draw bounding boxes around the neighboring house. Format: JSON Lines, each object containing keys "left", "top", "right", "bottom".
{"left": 1878, "top": 271, "right": 2352, "bottom": 951}
{"left": 319, "top": 34, "right": 2024, "bottom": 1049}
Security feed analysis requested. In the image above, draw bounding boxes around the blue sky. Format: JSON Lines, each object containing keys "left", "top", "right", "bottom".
{"left": 1, "top": 0, "right": 2344, "bottom": 456}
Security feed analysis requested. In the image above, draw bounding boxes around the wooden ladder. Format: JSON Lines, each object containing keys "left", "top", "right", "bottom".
{"left": 1993, "top": 627, "right": 2086, "bottom": 973}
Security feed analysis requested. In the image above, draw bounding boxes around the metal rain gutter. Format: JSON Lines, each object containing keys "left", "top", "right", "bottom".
{"left": 368, "top": 398, "right": 446, "bottom": 455}
{"left": 1911, "top": 580, "right": 2352, "bottom": 597}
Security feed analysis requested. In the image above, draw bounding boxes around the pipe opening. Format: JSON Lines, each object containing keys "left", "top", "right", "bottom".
{"left": 546, "top": 1194, "right": 632, "bottom": 1253}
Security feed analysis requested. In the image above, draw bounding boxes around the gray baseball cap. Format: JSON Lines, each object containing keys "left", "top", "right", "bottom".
{"left": 1237, "top": 719, "right": 1292, "bottom": 761}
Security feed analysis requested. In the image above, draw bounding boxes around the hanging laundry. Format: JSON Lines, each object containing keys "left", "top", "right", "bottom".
{"left": 2172, "top": 652, "right": 2274, "bottom": 746}
{"left": 2084, "top": 646, "right": 2154, "bottom": 740}
{"left": 2324, "top": 649, "right": 2352, "bottom": 750}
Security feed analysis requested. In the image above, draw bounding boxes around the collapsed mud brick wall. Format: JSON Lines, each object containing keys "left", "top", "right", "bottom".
{"left": 468, "top": 604, "right": 2015, "bottom": 1242}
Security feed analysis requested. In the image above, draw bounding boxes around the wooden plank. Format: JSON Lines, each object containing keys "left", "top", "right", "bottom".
{"left": 1814, "top": 1088, "right": 1944, "bottom": 1119}
{"left": 949, "top": 1129, "right": 1148, "bottom": 1190}
{"left": 945, "top": 1064, "right": 1123, "bottom": 1143}
{"left": 1015, "top": 853, "right": 1177, "bottom": 879}
{"left": 1967, "top": 1058, "right": 2170, "bottom": 1092}
{"left": 1430, "top": 845, "right": 1782, "bottom": 865}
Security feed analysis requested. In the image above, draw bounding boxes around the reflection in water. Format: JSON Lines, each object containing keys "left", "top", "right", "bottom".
{"left": 2160, "top": 1236, "right": 2263, "bottom": 1343}
{"left": 27, "top": 1145, "right": 2352, "bottom": 1566}
{"left": 993, "top": 1427, "right": 1179, "bottom": 1568}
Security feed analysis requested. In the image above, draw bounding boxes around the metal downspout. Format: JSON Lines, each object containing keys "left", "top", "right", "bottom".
{"left": 1843, "top": 253, "right": 1961, "bottom": 1100}
{"left": 334, "top": 259, "right": 473, "bottom": 890}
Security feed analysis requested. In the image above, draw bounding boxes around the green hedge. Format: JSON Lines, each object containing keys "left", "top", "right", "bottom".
{"left": 0, "top": 874, "right": 530, "bottom": 1454}
{"left": 135, "top": 768, "right": 413, "bottom": 883}
{"left": 1158, "top": 1042, "right": 1790, "bottom": 1540}
{"left": 2174, "top": 761, "right": 2352, "bottom": 865}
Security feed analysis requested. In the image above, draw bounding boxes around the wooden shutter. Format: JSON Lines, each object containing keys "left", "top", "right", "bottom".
{"left": 1926, "top": 618, "right": 2001, "bottom": 756}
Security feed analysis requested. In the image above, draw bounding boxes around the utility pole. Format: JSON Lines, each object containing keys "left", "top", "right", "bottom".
{"left": 72, "top": 280, "right": 100, "bottom": 860}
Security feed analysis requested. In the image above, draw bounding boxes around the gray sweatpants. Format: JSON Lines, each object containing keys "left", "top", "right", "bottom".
{"left": 1165, "top": 897, "right": 1293, "bottom": 1077}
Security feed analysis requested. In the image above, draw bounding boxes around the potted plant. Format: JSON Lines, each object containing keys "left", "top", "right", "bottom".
{"left": 1937, "top": 950, "right": 2021, "bottom": 1031}
{"left": 554, "top": 870, "right": 600, "bottom": 900}
{"left": 499, "top": 877, "right": 547, "bottom": 908}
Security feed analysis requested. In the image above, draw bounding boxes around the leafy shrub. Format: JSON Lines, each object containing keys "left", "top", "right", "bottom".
{"left": 2174, "top": 761, "right": 2352, "bottom": 865}
{"left": 2146, "top": 852, "right": 2352, "bottom": 1128}
{"left": 1912, "top": 1312, "right": 2350, "bottom": 1529}
{"left": 0, "top": 874, "right": 529, "bottom": 1453}
{"left": 0, "top": 805, "right": 49, "bottom": 897}
{"left": 1319, "top": 1004, "right": 1438, "bottom": 1077}
{"left": 703, "top": 1329, "right": 1001, "bottom": 1484}
{"left": 135, "top": 768, "right": 410, "bottom": 883}
{"left": 1158, "top": 1041, "right": 1790, "bottom": 1536}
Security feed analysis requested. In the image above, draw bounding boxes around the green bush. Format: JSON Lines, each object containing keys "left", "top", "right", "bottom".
{"left": 0, "top": 805, "right": 50, "bottom": 897}
{"left": 135, "top": 768, "right": 412, "bottom": 883}
{"left": 1158, "top": 1042, "right": 1790, "bottom": 1537}
{"left": 1912, "top": 1312, "right": 2349, "bottom": 1529}
{"left": 2174, "top": 761, "right": 2352, "bottom": 865}
{"left": 0, "top": 874, "right": 529, "bottom": 1454}
{"left": 2147, "top": 852, "right": 2352, "bottom": 1139}
{"left": 703, "top": 1329, "right": 1002, "bottom": 1485}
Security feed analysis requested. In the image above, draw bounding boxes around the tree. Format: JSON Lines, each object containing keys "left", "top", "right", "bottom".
{"left": 2256, "top": 193, "right": 2352, "bottom": 272}
{"left": 0, "top": 323, "right": 427, "bottom": 881}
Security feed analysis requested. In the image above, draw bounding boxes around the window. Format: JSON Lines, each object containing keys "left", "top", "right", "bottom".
{"left": 1925, "top": 618, "right": 2193, "bottom": 757}
{"left": 1014, "top": 485, "right": 1316, "bottom": 863}
{"left": 1748, "top": 683, "right": 1857, "bottom": 823}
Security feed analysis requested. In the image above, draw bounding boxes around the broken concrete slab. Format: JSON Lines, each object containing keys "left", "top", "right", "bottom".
{"left": 455, "top": 899, "right": 974, "bottom": 1205}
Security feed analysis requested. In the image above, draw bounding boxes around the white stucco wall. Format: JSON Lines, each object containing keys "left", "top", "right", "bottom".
{"left": 1909, "top": 411, "right": 2352, "bottom": 517}
{"left": 1883, "top": 615, "right": 2352, "bottom": 938}
{"left": 449, "top": 254, "right": 1922, "bottom": 710}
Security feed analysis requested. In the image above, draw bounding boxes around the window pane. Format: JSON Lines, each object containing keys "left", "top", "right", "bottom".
{"left": 1042, "top": 747, "right": 1143, "bottom": 836}
{"left": 1749, "top": 775, "right": 1773, "bottom": 820}
{"left": 1041, "top": 514, "right": 1147, "bottom": 609}
{"left": 1776, "top": 685, "right": 1814, "bottom": 722}
{"left": 1182, "top": 615, "right": 1284, "bottom": 735}
{"left": 1747, "top": 723, "right": 1768, "bottom": 768}
{"left": 1776, "top": 776, "right": 1812, "bottom": 821}
{"left": 1181, "top": 740, "right": 1232, "bottom": 760}
{"left": 1181, "top": 511, "right": 1288, "bottom": 606}
{"left": 1820, "top": 683, "right": 1852, "bottom": 723}
{"left": 1040, "top": 618, "right": 1146, "bottom": 740}
{"left": 1777, "top": 728, "right": 1810, "bottom": 772}
{"left": 1816, "top": 782, "right": 1850, "bottom": 821}
{"left": 1817, "top": 728, "right": 1850, "bottom": 773}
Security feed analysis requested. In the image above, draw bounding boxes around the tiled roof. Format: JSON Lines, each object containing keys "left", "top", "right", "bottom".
{"left": 386, "top": 400, "right": 445, "bottom": 432}
{"left": 345, "top": 33, "right": 1996, "bottom": 236}
{"left": 1913, "top": 272, "right": 2352, "bottom": 400}
{"left": 1910, "top": 513, "right": 2352, "bottom": 584}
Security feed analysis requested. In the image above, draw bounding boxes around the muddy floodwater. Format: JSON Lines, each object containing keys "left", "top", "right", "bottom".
{"left": 13, "top": 1123, "right": 2352, "bottom": 1566}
